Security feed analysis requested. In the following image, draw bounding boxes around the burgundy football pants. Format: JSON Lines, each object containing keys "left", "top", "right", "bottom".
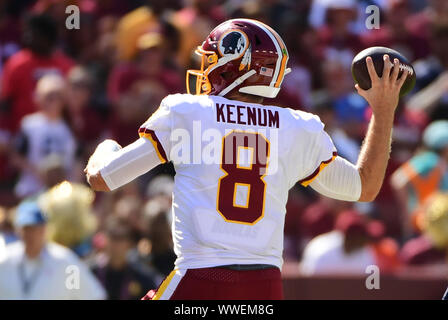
{"left": 142, "top": 265, "right": 283, "bottom": 300}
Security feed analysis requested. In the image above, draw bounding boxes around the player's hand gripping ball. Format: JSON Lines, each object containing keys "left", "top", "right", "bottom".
{"left": 351, "top": 46, "right": 416, "bottom": 97}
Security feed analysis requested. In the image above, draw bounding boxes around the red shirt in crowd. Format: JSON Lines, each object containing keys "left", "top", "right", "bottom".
{"left": 0, "top": 49, "right": 74, "bottom": 132}
{"left": 107, "top": 63, "right": 182, "bottom": 105}
{"left": 361, "top": 27, "right": 430, "bottom": 62}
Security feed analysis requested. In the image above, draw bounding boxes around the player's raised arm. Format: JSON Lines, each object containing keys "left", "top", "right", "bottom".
{"left": 354, "top": 55, "right": 408, "bottom": 201}
{"left": 309, "top": 55, "right": 409, "bottom": 202}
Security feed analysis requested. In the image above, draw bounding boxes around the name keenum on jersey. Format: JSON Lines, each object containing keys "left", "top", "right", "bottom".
{"left": 215, "top": 103, "right": 280, "bottom": 128}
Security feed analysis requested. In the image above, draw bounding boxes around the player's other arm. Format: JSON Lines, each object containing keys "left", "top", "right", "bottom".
{"left": 85, "top": 138, "right": 163, "bottom": 192}
{"left": 354, "top": 55, "right": 408, "bottom": 202}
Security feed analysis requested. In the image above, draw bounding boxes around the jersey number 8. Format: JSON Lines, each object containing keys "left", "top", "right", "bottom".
{"left": 217, "top": 131, "right": 270, "bottom": 225}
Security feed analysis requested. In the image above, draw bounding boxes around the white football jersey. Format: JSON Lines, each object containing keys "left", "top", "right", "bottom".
{"left": 139, "top": 94, "right": 337, "bottom": 269}
{"left": 15, "top": 113, "right": 76, "bottom": 198}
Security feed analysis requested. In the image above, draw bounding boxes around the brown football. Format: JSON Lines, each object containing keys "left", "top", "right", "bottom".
{"left": 351, "top": 46, "right": 416, "bottom": 97}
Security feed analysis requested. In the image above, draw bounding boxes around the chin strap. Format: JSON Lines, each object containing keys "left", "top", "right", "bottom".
{"left": 218, "top": 70, "right": 257, "bottom": 97}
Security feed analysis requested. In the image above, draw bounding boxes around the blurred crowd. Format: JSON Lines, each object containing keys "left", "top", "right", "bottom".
{"left": 0, "top": 0, "right": 447, "bottom": 299}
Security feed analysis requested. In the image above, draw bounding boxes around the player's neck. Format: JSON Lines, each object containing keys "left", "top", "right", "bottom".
{"left": 226, "top": 92, "right": 264, "bottom": 105}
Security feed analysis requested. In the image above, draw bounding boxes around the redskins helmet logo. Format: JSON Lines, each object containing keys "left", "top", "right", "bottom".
{"left": 218, "top": 30, "right": 249, "bottom": 58}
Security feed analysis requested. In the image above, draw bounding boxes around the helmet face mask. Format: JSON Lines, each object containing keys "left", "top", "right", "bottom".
{"left": 186, "top": 47, "right": 218, "bottom": 95}
{"left": 186, "top": 19, "right": 289, "bottom": 99}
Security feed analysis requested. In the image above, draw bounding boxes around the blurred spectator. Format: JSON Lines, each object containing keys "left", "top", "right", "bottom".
{"left": 108, "top": 31, "right": 182, "bottom": 103}
{"left": 65, "top": 66, "right": 105, "bottom": 164}
{"left": 145, "top": 174, "right": 174, "bottom": 200}
{"left": 86, "top": 15, "right": 118, "bottom": 85}
{"left": 309, "top": 0, "right": 383, "bottom": 34}
{"left": 371, "top": 102, "right": 427, "bottom": 239}
{"left": 422, "top": 193, "right": 448, "bottom": 249}
{"left": 0, "top": 14, "right": 73, "bottom": 134}
{"left": 0, "top": 231, "right": 4, "bottom": 257}
{"left": 0, "top": 1, "right": 22, "bottom": 74}
{"left": 138, "top": 197, "right": 175, "bottom": 276}
{"left": 312, "top": 92, "right": 360, "bottom": 163}
{"left": 362, "top": 0, "right": 431, "bottom": 62}
{"left": 0, "top": 13, "right": 74, "bottom": 189}
{"left": 91, "top": 216, "right": 159, "bottom": 300}
{"left": 171, "top": 0, "right": 225, "bottom": 67}
{"left": 300, "top": 210, "right": 400, "bottom": 275}
{"left": 0, "top": 200, "right": 105, "bottom": 299}
{"left": 391, "top": 120, "right": 448, "bottom": 237}
{"left": 300, "top": 198, "right": 340, "bottom": 241}
{"left": 114, "top": 6, "right": 158, "bottom": 62}
{"left": 407, "top": 70, "right": 448, "bottom": 122}
{"left": 107, "top": 31, "right": 180, "bottom": 146}
{"left": 112, "top": 194, "right": 144, "bottom": 236}
{"left": 407, "top": 0, "right": 448, "bottom": 39}
{"left": 314, "top": 0, "right": 363, "bottom": 61}
{"left": 94, "top": 179, "right": 144, "bottom": 227}
{"left": 408, "top": 24, "right": 448, "bottom": 125}
{"left": 11, "top": 74, "right": 76, "bottom": 198}
{"left": 39, "top": 154, "right": 67, "bottom": 190}
{"left": 400, "top": 235, "right": 446, "bottom": 265}
{"left": 400, "top": 193, "right": 448, "bottom": 265}
{"left": 0, "top": 206, "right": 18, "bottom": 246}
{"left": 283, "top": 185, "right": 316, "bottom": 260}
{"left": 320, "top": 55, "right": 368, "bottom": 140}
{"left": 290, "top": 195, "right": 355, "bottom": 260}
{"left": 412, "top": 23, "right": 448, "bottom": 94}
{"left": 39, "top": 181, "right": 97, "bottom": 257}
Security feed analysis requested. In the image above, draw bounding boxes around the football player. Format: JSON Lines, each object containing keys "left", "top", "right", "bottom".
{"left": 85, "top": 19, "right": 409, "bottom": 300}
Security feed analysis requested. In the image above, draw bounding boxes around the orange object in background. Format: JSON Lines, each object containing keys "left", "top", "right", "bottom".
{"left": 402, "top": 162, "right": 443, "bottom": 232}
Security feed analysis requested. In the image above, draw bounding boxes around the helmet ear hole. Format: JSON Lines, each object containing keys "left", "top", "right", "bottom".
{"left": 254, "top": 34, "right": 261, "bottom": 47}
{"left": 220, "top": 71, "right": 233, "bottom": 81}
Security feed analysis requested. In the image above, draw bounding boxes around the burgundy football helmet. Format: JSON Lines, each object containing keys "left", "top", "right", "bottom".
{"left": 186, "top": 19, "right": 290, "bottom": 98}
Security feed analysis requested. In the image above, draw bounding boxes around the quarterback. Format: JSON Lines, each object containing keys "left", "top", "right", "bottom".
{"left": 85, "top": 19, "right": 408, "bottom": 299}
